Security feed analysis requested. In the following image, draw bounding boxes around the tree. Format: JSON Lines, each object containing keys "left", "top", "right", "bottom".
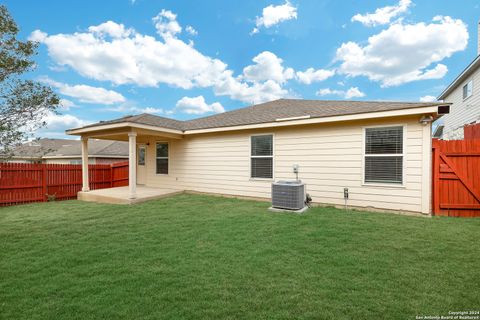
{"left": 0, "top": 5, "right": 59, "bottom": 156}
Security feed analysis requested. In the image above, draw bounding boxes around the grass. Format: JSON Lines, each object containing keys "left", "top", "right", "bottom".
{"left": 0, "top": 194, "right": 479, "bottom": 319}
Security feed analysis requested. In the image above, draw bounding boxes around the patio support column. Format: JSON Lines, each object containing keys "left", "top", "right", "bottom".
{"left": 81, "top": 136, "right": 90, "bottom": 192}
{"left": 128, "top": 132, "right": 137, "bottom": 199}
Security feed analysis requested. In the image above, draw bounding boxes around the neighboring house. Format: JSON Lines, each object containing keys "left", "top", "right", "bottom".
{"left": 5, "top": 138, "right": 128, "bottom": 164}
{"left": 67, "top": 99, "right": 449, "bottom": 215}
{"left": 437, "top": 23, "right": 480, "bottom": 140}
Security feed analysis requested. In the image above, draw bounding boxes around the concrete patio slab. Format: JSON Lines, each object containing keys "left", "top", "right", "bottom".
{"left": 78, "top": 186, "right": 183, "bottom": 204}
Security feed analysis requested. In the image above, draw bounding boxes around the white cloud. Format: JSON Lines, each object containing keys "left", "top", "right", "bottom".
{"left": 29, "top": 30, "right": 47, "bottom": 42}
{"left": 296, "top": 68, "right": 335, "bottom": 84}
{"left": 141, "top": 107, "right": 164, "bottom": 114}
{"left": 253, "top": 1, "right": 298, "bottom": 34}
{"left": 48, "top": 64, "right": 67, "bottom": 72}
{"left": 32, "top": 18, "right": 227, "bottom": 89}
{"left": 419, "top": 95, "right": 437, "bottom": 102}
{"left": 352, "top": 0, "right": 412, "bottom": 27}
{"left": 59, "top": 99, "right": 75, "bottom": 110}
{"left": 32, "top": 14, "right": 295, "bottom": 104}
{"left": 316, "top": 87, "right": 365, "bottom": 99}
{"left": 153, "top": 9, "right": 182, "bottom": 38}
{"left": 40, "top": 77, "right": 126, "bottom": 105}
{"left": 186, "top": 25, "right": 198, "bottom": 36}
{"left": 336, "top": 16, "right": 468, "bottom": 87}
{"left": 175, "top": 96, "right": 224, "bottom": 115}
{"left": 107, "top": 104, "right": 164, "bottom": 114}
{"left": 344, "top": 87, "right": 366, "bottom": 99}
{"left": 34, "top": 112, "right": 90, "bottom": 138}
{"left": 317, "top": 88, "right": 338, "bottom": 96}
{"left": 88, "top": 21, "right": 133, "bottom": 38}
{"left": 214, "top": 77, "right": 290, "bottom": 104}
{"left": 242, "top": 51, "right": 294, "bottom": 84}
{"left": 44, "top": 112, "right": 87, "bottom": 130}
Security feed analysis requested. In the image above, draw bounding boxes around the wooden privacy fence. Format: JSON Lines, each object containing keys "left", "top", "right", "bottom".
{"left": 0, "top": 161, "right": 129, "bottom": 206}
{"left": 432, "top": 139, "right": 480, "bottom": 217}
{"left": 464, "top": 123, "right": 480, "bottom": 140}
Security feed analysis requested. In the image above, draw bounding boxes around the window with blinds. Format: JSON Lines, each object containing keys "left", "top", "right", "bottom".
{"left": 251, "top": 135, "right": 273, "bottom": 179}
{"left": 364, "top": 126, "right": 403, "bottom": 184}
{"left": 156, "top": 143, "right": 169, "bottom": 174}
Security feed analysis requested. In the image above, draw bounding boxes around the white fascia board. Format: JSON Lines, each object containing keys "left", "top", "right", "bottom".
{"left": 66, "top": 122, "right": 183, "bottom": 136}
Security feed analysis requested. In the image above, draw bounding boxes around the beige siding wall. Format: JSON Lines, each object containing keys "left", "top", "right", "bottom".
{"left": 441, "top": 67, "right": 480, "bottom": 140}
{"left": 143, "top": 115, "right": 430, "bottom": 213}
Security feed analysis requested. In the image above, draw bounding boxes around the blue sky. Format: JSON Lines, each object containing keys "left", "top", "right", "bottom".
{"left": 4, "top": 0, "right": 480, "bottom": 137}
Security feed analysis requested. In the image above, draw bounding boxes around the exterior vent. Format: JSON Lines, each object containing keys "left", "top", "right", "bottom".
{"left": 272, "top": 180, "right": 306, "bottom": 210}
{"left": 438, "top": 105, "right": 450, "bottom": 115}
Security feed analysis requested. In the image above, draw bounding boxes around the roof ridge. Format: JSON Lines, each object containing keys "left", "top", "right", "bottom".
{"left": 279, "top": 98, "right": 437, "bottom": 104}
{"left": 127, "top": 113, "right": 149, "bottom": 121}
{"left": 132, "top": 113, "right": 184, "bottom": 123}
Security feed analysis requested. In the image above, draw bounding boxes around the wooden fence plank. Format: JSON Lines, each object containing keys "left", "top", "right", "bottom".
{"left": 42, "top": 165, "right": 47, "bottom": 202}
{"left": 464, "top": 123, "right": 480, "bottom": 140}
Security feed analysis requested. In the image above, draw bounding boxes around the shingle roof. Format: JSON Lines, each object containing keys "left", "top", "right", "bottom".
{"left": 10, "top": 138, "right": 128, "bottom": 158}
{"left": 80, "top": 114, "right": 184, "bottom": 131}
{"left": 182, "top": 99, "right": 444, "bottom": 130}
{"left": 72, "top": 99, "right": 447, "bottom": 132}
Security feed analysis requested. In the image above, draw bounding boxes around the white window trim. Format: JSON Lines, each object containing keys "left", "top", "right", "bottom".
{"left": 155, "top": 141, "right": 169, "bottom": 176}
{"left": 361, "top": 124, "right": 406, "bottom": 188}
{"left": 249, "top": 133, "right": 275, "bottom": 181}
{"left": 463, "top": 79, "right": 473, "bottom": 101}
{"left": 137, "top": 144, "right": 146, "bottom": 166}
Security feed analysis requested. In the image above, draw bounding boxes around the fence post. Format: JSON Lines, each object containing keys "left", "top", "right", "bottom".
{"left": 432, "top": 140, "right": 440, "bottom": 215}
{"left": 42, "top": 164, "right": 48, "bottom": 202}
{"left": 110, "top": 163, "right": 113, "bottom": 188}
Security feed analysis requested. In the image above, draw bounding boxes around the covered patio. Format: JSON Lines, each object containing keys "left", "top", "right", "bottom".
{"left": 66, "top": 115, "right": 185, "bottom": 204}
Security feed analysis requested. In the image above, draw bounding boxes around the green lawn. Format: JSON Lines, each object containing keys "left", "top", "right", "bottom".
{"left": 1, "top": 195, "right": 479, "bottom": 319}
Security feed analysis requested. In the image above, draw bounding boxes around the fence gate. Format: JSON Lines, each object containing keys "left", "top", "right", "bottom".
{"left": 432, "top": 139, "right": 480, "bottom": 217}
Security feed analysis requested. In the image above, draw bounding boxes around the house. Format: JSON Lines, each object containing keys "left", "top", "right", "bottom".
{"left": 437, "top": 23, "right": 480, "bottom": 140}
{"left": 5, "top": 138, "right": 128, "bottom": 164}
{"left": 66, "top": 99, "right": 449, "bottom": 214}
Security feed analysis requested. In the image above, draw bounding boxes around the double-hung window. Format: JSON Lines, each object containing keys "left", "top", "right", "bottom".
{"left": 463, "top": 80, "right": 473, "bottom": 100}
{"left": 364, "top": 126, "right": 403, "bottom": 185}
{"left": 156, "top": 142, "right": 169, "bottom": 174}
{"left": 251, "top": 135, "right": 273, "bottom": 179}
